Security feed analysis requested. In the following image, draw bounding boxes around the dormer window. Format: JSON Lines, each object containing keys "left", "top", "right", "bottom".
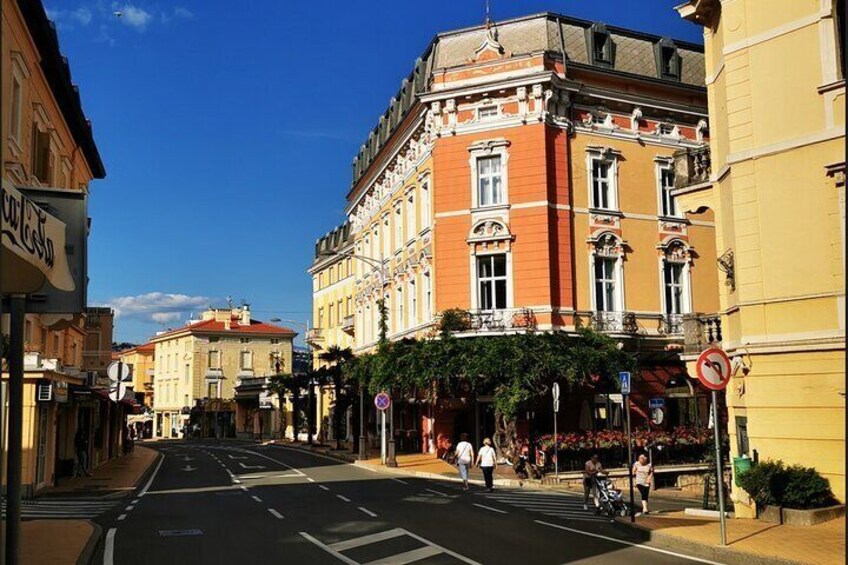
{"left": 656, "top": 38, "right": 681, "bottom": 81}
{"left": 588, "top": 23, "right": 614, "bottom": 66}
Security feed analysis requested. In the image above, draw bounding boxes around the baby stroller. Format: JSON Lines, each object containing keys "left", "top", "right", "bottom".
{"left": 594, "top": 474, "right": 629, "bottom": 518}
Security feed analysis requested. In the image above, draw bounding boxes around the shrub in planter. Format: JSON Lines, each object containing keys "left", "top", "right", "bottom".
{"left": 737, "top": 460, "right": 837, "bottom": 511}
{"left": 782, "top": 464, "right": 837, "bottom": 510}
{"left": 737, "top": 460, "right": 788, "bottom": 509}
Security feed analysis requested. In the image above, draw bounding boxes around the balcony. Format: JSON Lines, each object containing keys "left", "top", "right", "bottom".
{"left": 446, "top": 308, "right": 538, "bottom": 334}
{"left": 660, "top": 313, "right": 684, "bottom": 336}
{"left": 305, "top": 327, "right": 324, "bottom": 348}
{"left": 586, "top": 311, "right": 639, "bottom": 334}
{"left": 342, "top": 315, "right": 355, "bottom": 336}
{"left": 682, "top": 313, "right": 722, "bottom": 355}
{"left": 673, "top": 146, "right": 711, "bottom": 190}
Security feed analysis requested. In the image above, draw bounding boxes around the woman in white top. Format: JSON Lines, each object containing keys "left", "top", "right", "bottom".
{"left": 454, "top": 433, "right": 474, "bottom": 491}
{"left": 476, "top": 438, "right": 498, "bottom": 492}
{"left": 632, "top": 453, "right": 654, "bottom": 515}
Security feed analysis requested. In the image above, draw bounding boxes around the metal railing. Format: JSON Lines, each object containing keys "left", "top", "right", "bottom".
{"left": 673, "top": 146, "right": 711, "bottom": 189}
{"left": 661, "top": 313, "right": 684, "bottom": 335}
{"left": 586, "top": 311, "right": 639, "bottom": 334}
{"left": 462, "top": 308, "right": 538, "bottom": 333}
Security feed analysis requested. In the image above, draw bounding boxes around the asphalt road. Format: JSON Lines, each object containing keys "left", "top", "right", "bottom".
{"left": 96, "top": 440, "right": 720, "bottom": 565}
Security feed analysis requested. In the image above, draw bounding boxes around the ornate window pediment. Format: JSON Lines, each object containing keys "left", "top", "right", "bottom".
{"left": 588, "top": 231, "right": 626, "bottom": 257}
{"left": 658, "top": 238, "right": 693, "bottom": 262}
{"left": 467, "top": 219, "right": 513, "bottom": 244}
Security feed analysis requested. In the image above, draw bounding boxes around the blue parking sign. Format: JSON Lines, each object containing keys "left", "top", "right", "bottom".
{"left": 619, "top": 372, "right": 631, "bottom": 395}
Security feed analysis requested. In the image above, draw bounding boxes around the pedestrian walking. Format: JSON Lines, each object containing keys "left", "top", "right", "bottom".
{"left": 583, "top": 453, "right": 603, "bottom": 511}
{"left": 454, "top": 433, "right": 474, "bottom": 491}
{"left": 632, "top": 453, "right": 654, "bottom": 515}
{"left": 74, "top": 428, "right": 91, "bottom": 477}
{"left": 476, "top": 438, "right": 497, "bottom": 492}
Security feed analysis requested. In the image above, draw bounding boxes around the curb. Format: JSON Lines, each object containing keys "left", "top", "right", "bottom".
{"left": 618, "top": 518, "right": 807, "bottom": 565}
{"left": 77, "top": 521, "right": 102, "bottom": 565}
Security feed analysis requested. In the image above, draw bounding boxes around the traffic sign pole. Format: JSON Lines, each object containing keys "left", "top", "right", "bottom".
{"left": 713, "top": 390, "right": 727, "bottom": 545}
{"left": 625, "top": 393, "right": 635, "bottom": 523}
{"left": 386, "top": 396, "right": 397, "bottom": 468}
{"left": 552, "top": 383, "right": 560, "bottom": 481}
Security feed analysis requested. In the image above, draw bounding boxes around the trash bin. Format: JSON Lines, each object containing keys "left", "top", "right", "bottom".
{"left": 733, "top": 456, "right": 752, "bottom": 486}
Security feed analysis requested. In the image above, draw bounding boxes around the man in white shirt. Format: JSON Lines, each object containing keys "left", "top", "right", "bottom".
{"left": 454, "top": 433, "right": 474, "bottom": 491}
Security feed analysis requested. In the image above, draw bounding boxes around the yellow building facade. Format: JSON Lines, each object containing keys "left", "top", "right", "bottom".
{"left": 676, "top": 0, "right": 846, "bottom": 513}
{"left": 150, "top": 306, "right": 295, "bottom": 439}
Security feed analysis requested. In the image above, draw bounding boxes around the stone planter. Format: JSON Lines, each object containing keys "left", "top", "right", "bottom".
{"left": 759, "top": 505, "right": 783, "bottom": 524}
{"left": 782, "top": 505, "right": 845, "bottom": 526}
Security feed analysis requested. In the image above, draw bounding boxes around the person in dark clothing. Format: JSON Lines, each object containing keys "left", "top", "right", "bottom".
{"left": 74, "top": 429, "right": 91, "bottom": 477}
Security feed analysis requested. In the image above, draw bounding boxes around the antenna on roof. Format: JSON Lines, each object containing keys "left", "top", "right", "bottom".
{"left": 226, "top": 296, "right": 233, "bottom": 308}
{"left": 484, "top": 0, "right": 491, "bottom": 28}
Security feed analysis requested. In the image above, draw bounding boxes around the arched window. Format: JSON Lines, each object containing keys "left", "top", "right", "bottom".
{"left": 660, "top": 240, "right": 693, "bottom": 333}
{"left": 590, "top": 233, "right": 625, "bottom": 314}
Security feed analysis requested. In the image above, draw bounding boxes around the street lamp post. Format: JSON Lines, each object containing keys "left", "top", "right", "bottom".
{"left": 319, "top": 250, "right": 389, "bottom": 463}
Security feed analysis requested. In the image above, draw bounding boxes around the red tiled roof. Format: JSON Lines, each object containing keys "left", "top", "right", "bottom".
{"left": 152, "top": 317, "right": 297, "bottom": 341}
{"left": 136, "top": 342, "right": 156, "bottom": 354}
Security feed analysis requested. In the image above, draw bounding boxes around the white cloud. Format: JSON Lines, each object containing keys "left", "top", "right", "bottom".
{"left": 173, "top": 6, "right": 193, "bottom": 19}
{"left": 106, "top": 292, "right": 211, "bottom": 324}
{"left": 114, "top": 3, "right": 152, "bottom": 30}
{"left": 46, "top": 6, "right": 93, "bottom": 28}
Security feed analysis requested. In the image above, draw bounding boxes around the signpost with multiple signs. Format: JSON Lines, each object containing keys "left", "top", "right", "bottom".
{"left": 696, "top": 346, "right": 732, "bottom": 546}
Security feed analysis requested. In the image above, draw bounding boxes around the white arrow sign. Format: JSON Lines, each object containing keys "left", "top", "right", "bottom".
{"left": 181, "top": 465, "right": 196, "bottom": 472}
{"left": 238, "top": 462, "right": 265, "bottom": 470}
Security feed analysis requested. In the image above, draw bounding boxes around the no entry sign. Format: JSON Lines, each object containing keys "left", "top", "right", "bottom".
{"left": 696, "top": 347, "right": 732, "bottom": 391}
{"left": 374, "top": 392, "right": 391, "bottom": 411}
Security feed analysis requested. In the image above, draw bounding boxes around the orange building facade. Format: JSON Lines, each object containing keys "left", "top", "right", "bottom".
{"left": 312, "top": 13, "right": 720, "bottom": 454}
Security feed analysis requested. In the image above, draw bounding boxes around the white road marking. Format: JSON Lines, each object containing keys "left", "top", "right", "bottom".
{"left": 318, "top": 485, "right": 330, "bottom": 491}
{"left": 299, "top": 532, "right": 359, "bottom": 565}
{"left": 124, "top": 505, "right": 134, "bottom": 511}
{"left": 132, "top": 499, "right": 140, "bottom": 504}
{"left": 228, "top": 454, "right": 247, "bottom": 460}
{"left": 267, "top": 508, "right": 284, "bottom": 519}
{"left": 357, "top": 506, "right": 378, "bottom": 517}
{"left": 425, "top": 488, "right": 448, "bottom": 497}
{"left": 233, "top": 480, "right": 242, "bottom": 484}
{"left": 390, "top": 478, "right": 408, "bottom": 484}
{"left": 103, "top": 528, "right": 116, "bottom": 565}
{"left": 117, "top": 513, "right": 127, "bottom": 521}
{"left": 240, "top": 485, "right": 248, "bottom": 491}
{"left": 336, "top": 494, "right": 351, "bottom": 503}
{"left": 138, "top": 453, "right": 165, "bottom": 497}
{"left": 328, "top": 529, "right": 406, "bottom": 551}
{"left": 238, "top": 462, "right": 265, "bottom": 470}
{"left": 534, "top": 521, "right": 725, "bottom": 564}
{"left": 251, "top": 495, "right": 263, "bottom": 503}
{"left": 307, "top": 477, "right": 315, "bottom": 482}
{"left": 473, "top": 503, "right": 507, "bottom": 514}
{"left": 230, "top": 446, "right": 307, "bottom": 476}
{"left": 368, "top": 545, "right": 441, "bottom": 564}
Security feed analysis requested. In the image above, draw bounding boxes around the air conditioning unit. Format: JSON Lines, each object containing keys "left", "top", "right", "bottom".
{"left": 36, "top": 382, "right": 53, "bottom": 402}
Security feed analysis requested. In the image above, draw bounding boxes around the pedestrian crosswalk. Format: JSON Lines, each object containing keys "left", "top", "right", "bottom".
{"left": 1, "top": 497, "right": 120, "bottom": 519}
{"left": 300, "top": 527, "right": 481, "bottom": 564}
{"left": 475, "top": 489, "right": 610, "bottom": 522}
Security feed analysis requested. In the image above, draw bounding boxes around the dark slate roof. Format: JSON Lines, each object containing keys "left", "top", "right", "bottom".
{"left": 312, "top": 222, "right": 352, "bottom": 264}
{"left": 349, "top": 11, "right": 705, "bottom": 189}
{"left": 18, "top": 0, "right": 105, "bottom": 179}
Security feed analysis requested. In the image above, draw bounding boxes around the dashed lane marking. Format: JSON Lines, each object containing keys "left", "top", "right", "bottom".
{"left": 318, "top": 485, "right": 330, "bottom": 491}
{"left": 268, "top": 508, "right": 284, "bottom": 519}
{"left": 336, "top": 494, "right": 351, "bottom": 503}
{"left": 473, "top": 503, "right": 508, "bottom": 514}
{"left": 424, "top": 488, "right": 448, "bottom": 497}
{"left": 357, "top": 506, "right": 377, "bottom": 518}
{"left": 251, "top": 495, "right": 263, "bottom": 503}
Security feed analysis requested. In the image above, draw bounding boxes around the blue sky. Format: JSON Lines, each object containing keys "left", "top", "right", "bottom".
{"left": 46, "top": 1, "right": 703, "bottom": 345}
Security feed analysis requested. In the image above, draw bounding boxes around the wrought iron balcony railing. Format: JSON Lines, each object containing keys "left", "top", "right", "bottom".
{"left": 587, "top": 311, "right": 639, "bottom": 334}
{"left": 660, "top": 313, "right": 684, "bottom": 335}
{"left": 682, "top": 313, "right": 722, "bottom": 354}
{"left": 673, "top": 146, "right": 711, "bottom": 189}
{"left": 459, "top": 308, "right": 538, "bottom": 333}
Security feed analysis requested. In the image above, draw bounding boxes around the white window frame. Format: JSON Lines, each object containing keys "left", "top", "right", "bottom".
{"left": 394, "top": 204, "right": 403, "bottom": 251}
{"left": 472, "top": 251, "right": 512, "bottom": 311}
{"left": 423, "top": 270, "right": 433, "bottom": 321}
{"left": 658, "top": 243, "right": 693, "bottom": 317}
{"left": 477, "top": 104, "right": 499, "bottom": 121}
{"left": 372, "top": 225, "right": 379, "bottom": 260}
{"left": 240, "top": 350, "right": 253, "bottom": 370}
{"left": 381, "top": 213, "right": 391, "bottom": 257}
{"left": 420, "top": 179, "right": 431, "bottom": 230}
{"left": 655, "top": 157, "right": 679, "bottom": 218}
{"left": 588, "top": 235, "right": 625, "bottom": 314}
{"left": 405, "top": 189, "right": 416, "bottom": 244}
{"left": 7, "top": 52, "right": 29, "bottom": 156}
{"left": 468, "top": 139, "right": 510, "bottom": 210}
{"left": 409, "top": 276, "right": 418, "bottom": 327}
{"left": 395, "top": 285, "right": 404, "bottom": 331}
{"left": 586, "top": 147, "right": 620, "bottom": 212}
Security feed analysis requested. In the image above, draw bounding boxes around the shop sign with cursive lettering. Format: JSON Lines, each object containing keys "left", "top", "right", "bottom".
{"left": 1, "top": 179, "right": 75, "bottom": 292}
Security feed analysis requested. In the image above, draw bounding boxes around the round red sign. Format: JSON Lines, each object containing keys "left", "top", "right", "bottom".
{"left": 695, "top": 347, "right": 733, "bottom": 391}
{"left": 374, "top": 392, "right": 391, "bottom": 411}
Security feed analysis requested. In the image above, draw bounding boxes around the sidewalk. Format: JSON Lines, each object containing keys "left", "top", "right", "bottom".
{"left": 43, "top": 445, "right": 159, "bottom": 496}
{"left": 14, "top": 445, "right": 160, "bottom": 564}
{"left": 626, "top": 511, "right": 846, "bottom": 565}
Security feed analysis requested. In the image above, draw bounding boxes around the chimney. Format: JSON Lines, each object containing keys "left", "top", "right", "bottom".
{"left": 240, "top": 304, "right": 251, "bottom": 326}
{"left": 223, "top": 318, "right": 231, "bottom": 331}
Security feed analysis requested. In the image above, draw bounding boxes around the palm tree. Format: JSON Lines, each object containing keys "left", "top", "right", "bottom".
{"left": 319, "top": 345, "right": 354, "bottom": 450}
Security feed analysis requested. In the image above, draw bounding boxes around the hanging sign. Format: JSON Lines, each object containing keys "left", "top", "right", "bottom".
{"left": 696, "top": 347, "right": 733, "bottom": 391}
{"left": 0, "top": 180, "right": 75, "bottom": 292}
